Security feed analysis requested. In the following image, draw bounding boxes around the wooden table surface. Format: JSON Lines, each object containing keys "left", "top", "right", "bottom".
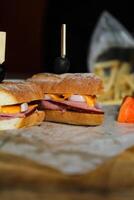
{"left": 0, "top": 147, "right": 134, "bottom": 200}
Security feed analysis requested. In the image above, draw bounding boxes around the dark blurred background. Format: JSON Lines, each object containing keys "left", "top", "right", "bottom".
{"left": 0, "top": 0, "right": 133, "bottom": 77}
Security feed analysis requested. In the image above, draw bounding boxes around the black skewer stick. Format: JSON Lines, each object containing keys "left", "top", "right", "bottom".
{"left": 54, "top": 24, "right": 70, "bottom": 74}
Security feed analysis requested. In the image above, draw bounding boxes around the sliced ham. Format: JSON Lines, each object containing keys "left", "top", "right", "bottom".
{"left": 0, "top": 106, "right": 37, "bottom": 120}
{"left": 41, "top": 100, "right": 63, "bottom": 111}
{"left": 42, "top": 100, "right": 104, "bottom": 114}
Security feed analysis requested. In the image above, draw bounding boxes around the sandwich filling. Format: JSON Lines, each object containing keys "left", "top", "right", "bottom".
{"left": 0, "top": 103, "right": 38, "bottom": 119}
{"left": 41, "top": 94, "right": 104, "bottom": 114}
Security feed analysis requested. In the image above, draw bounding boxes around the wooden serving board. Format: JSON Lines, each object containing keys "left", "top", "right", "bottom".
{"left": 0, "top": 148, "right": 134, "bottom": 200}
{"left": 0, "top": 106, "right": 134, "bottom": 199}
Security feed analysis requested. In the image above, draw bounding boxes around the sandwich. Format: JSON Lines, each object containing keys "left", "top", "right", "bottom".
{"left": 28, "top": 73, "right": 104, "bottom": 126}
{"left": 0, "top": 81, "right": 45, "bottom": 130}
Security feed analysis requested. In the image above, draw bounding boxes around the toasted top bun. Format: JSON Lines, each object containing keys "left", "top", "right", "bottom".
{"left": 0, "top": 81, "right": 43, "bottom": 106}
{"left": 28, "top": 73, "right": 104, "bottom": 96}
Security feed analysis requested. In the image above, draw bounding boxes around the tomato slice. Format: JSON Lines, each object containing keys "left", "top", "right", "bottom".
{"left": 117, "top": 96, "right": 134, "bottom": 123}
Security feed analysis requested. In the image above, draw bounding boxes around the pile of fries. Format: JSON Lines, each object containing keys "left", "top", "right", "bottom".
{"left": 94, "top": 60, "right": 134, "bottom": 105}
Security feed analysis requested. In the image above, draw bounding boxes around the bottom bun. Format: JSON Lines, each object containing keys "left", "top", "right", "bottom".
{"left": 0, "top": 111, "right": 45, "bottom": 130}
{"left": 45, "top": 110, "right": 104, "bottom": 126}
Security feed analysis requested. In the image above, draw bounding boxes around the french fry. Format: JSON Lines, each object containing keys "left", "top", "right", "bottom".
{"left": 94, "top": 60, "right": 134, "bottom": 105}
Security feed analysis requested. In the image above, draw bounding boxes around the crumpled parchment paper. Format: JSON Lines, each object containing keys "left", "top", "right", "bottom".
{"left": 0, "top": 106, "right": 134, "bottom": 174}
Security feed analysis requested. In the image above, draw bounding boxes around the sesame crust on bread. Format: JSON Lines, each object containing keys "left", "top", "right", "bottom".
{"left": 28, "top": 73, "right": 104, "bottom": 96}
{"left": 0, "top": 81, "right": 44, "bottom": 106}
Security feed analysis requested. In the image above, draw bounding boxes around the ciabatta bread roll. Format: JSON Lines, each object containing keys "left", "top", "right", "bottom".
{"left": 28, "top": 73, "right": 104, "bottom": 126}
{"left": 0, "top": 81, "right": 45, "bottom": 130}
